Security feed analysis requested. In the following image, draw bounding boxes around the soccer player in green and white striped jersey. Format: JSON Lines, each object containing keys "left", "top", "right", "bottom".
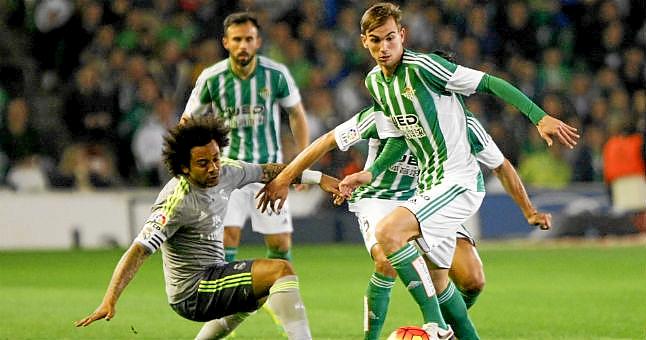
{"left": 338, "top": 3, "right": 579, "bottom": 339}
{"left": 257, "top": 105, "right": 552, "bottom": 339}
{"left": 180, "top": 12, "right": 310, "bottom": 263}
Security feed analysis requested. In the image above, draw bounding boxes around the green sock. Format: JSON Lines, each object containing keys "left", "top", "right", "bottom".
{"left": 387, "top": 244, "right": 446, "bottom": 328}
{"left": 267, "top": 248, "right": 292, "bottom": 261}
{"left": 458, "top": 287, "right": 481, "bottom": 309}
{"left": 438, "top": 281, "right": 479, "bottom": 340}
{"left": 224, "top": 247, "right": 238, "bottom": 262}
{"left": 364, "top": 272, "right": 395, "bottom": 340}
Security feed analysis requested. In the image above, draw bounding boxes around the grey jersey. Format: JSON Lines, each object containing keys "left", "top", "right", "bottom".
{"left": 135, "top": 158, "right": 263, "bottom": 304}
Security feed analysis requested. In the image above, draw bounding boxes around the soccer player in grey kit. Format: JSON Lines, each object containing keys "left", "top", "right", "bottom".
{"left": 75, "top": 117, "right": 339, "bottom": 339}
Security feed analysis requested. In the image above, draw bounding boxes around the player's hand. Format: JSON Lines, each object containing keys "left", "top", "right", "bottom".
{"left": 256, "top": 180, "right": 290, "bottom": 214}
{"left": 528, "top": 211, "right": 552, "bottom": 230}
{"left": 332, "top": 194, "right": 346, "bottom": 206}
{"left": 75, "top": 302, "right": 115, "bottom": 327}
{"left": 339, "top": 171, "right": 373, "bottom": 197}
{"left": 319, "top": 175, "right": 343, "bottom": 198}
{"left": 536, "top": 115, "right": 579, "bottom": 149}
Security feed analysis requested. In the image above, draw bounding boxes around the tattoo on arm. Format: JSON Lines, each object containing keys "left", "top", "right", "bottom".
{"left": 261, "top": 163, "right": 287, "bottom": 183}
{"left": 261, "top": 163, "right": 306, "bottom": 184}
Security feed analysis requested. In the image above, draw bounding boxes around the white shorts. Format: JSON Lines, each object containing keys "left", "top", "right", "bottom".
{"left": 403, "top": 182, "right": 484, "bottom": 269}
{"left": 223, "top": 182, "right": 293, "bottom": 235}
{"left": 350, "top": 197, "right": 478, "bottom": 257}
{"left": 350, "top": 198, "right": 401, "bottom": 255}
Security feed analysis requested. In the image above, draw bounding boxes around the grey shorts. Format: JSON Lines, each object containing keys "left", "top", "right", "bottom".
{"left": 170, "top": 260, "right": 258, "bottom": 322}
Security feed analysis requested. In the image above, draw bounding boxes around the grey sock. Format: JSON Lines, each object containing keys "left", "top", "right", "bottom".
{"left": 195, "top": 312, "right": 250, "bottom": 340}
{"left": 266, "top": 275, "right": 312, "bottom": 340}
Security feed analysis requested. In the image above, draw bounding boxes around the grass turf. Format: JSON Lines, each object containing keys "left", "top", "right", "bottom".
{"left": 0, "top": 242, "right": 644, "bottom": 339}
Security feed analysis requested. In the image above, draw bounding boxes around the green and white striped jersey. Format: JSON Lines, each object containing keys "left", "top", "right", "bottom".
{"left": 183, "top": 56, "right": 301, "bottom": 163}
{"left": 367, "top": 49, "right": 485, "bottom": 192}
{"left": 334, "top": 106, "right": 418, "bottom": 203}
{"left": 336, "top": 105, "right": 504, "bottom": 202}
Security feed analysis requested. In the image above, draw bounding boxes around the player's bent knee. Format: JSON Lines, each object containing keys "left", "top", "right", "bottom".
{"left": 274, "top": 258, "right": 295, "bottom": 277}
{"left": 375, "top": 223, "right": 406, "bottom": 248}
{"left": 374, "top": 259, "right": 397, "bottom": 278}
{"left": 458, "top": 273, "right": 485, "bottom": 293}
{"left": 265, "top": 233, "right": 292, "bottom": 252}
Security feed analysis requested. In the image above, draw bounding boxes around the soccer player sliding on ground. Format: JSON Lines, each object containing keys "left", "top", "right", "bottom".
{"left": 75, "top": 117, "right": 340, "bottom": 340}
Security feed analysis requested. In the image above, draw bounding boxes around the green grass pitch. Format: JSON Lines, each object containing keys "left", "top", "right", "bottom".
{"left": 1, "top": 242, "right": 645, "bottom": 339}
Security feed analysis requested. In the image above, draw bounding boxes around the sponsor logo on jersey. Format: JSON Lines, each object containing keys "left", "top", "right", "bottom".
{"left": 402, "top": 86, "right": 416, "bottom": 101}
{"left": 233, "top": 262, "right": 247, "bottom": 270}
{"left": 222, "top": 105, "right": 266, "bottom": 128}
{"left": 392, "top": 115, "right": 425, "bottom": 139}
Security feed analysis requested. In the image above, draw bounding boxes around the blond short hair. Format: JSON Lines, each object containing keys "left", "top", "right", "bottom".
{"left": 360, "top": 2, "right": 402, "bottom": 34}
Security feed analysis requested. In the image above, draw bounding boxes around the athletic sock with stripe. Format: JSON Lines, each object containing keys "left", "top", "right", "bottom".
{"left": 364, "top": 272, "right": 395, "bottom": 340}
{"left": 266, "top": 275, "right": 311, "bottom": 339}
{"left": 387, "top": 244, "right": 447, "bottom": 329}
{"left": 438, "top": 281, "right": 479, "bottom": 340}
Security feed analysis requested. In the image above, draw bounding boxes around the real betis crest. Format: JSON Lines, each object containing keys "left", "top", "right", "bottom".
{"left": 259, "top": 87, "right": 270, "bottom": 100}
{"left": 402, "top": 86, "right": 416, "bottom": 101}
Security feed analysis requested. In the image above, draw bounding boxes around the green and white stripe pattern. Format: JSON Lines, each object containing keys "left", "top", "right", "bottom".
{"left": 366, "top": 50, "right": 483, "bottom": 192}
{"left": 198, "top": 272, "right": 252, "bottom": 293}
{"left": 465, "top": 114, "right": 491, "bottom": 154}
{"left": 437, "top": 281, "right": 457, "bottom": 305}
{"left": 184, "top": 56, "right": 301, "bottom": 163}
{"left": 369, "top": 272, "right": 395, "bottom": 289}
{"left": 335, "top": 107, "right": 418, "bottom": 203}
{"left": 386, "top": 243, "right": 419, "bottom": 268}
{"left": 415, "top": 184, "right": 468, "bottom": 222}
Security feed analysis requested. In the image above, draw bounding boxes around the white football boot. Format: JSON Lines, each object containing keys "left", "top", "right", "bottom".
{"left": 422, "top": 323, "right": 455, "bottom": 340}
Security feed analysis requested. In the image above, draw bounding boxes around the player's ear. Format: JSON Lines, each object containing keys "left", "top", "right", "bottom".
{"left": 360, "top": 34, "right": 368, "bottom": 48}
{"left": 400, "top": 26, "right": 406, "bottom": 44}
{"left": 181, "top": 165, "right": 189, "bottom": 175}
{"left": 222, "top": 36, "right": 229, "bottom": 51}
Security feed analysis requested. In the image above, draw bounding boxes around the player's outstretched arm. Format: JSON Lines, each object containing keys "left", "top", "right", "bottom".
{"left": 477, "top": 74, "right": 579, "bottom": 148}
{"left": 75, "top": 243, "right": 150, "bottom": 327}
{"left": 257, "top": 131, "right": 338, "bottom": 212}
{"left": 257, "top": 162, "right": 341, "bottom": 213}
{"left": 493, "top": 159, "right": 552, "bottom": 230}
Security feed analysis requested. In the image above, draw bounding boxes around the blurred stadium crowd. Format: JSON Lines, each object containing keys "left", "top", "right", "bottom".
{"left": 0, "top": 0, "right": 644, "bottom": 191}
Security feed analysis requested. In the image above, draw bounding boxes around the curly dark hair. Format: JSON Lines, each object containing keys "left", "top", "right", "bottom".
{"left": 163, "top": 116, "right": 230, "bottom": 177}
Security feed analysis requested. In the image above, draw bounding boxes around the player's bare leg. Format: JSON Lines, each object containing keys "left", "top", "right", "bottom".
{"left": 264, "top": 232, "right": 292, "bottom": 261}
{"left": 223, "top": 226, "right": 242, "bottom": 262}
{"left": 449, "top": 238, "right": 485, "bottom": 309}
